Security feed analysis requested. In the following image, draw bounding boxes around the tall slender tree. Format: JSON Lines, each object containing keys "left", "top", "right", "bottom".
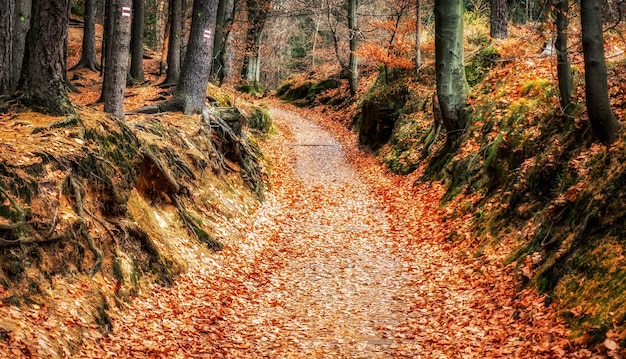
{"left": 581, "top": 0, "right": 621, "bottom": 144}
{"left": 415, "top": 0, "right": 422, "bottom": 73}
{"left": 211, "top": 0, "right": 235, "bottom": 83}
{"left": 163, "top": 0, "right": 183, "bottom": 86}
{"left": 71, "top": 0, "right": 101, "bottom": 71}
{"left": 102, "top": 0, "right": 132, "bottom": 119}
{"left": 129, "top": 0, "right": 145, "bottom": 82}
{"left": 435, "top": 0, "right": 468, "bottom": 139}
{"left": 555, "top": 0, "right": 573, "bottom": 113}
{"left": 18, "top": 0, "right": 74, "bottom": 115}
{"left": 348, "top": 0, "right": 358, "bottom": 96}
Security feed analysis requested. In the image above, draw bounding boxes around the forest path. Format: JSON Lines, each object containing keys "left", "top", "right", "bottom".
{"left": 78, "top": 106, "right": 582, "bottom": 358}
{"left": 222, "top": 108, "right": 417, "bottom": 357}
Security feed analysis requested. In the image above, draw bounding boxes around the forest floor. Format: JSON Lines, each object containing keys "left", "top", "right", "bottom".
{"left": 74, "top": 103, "right": 597, "bottom": 358}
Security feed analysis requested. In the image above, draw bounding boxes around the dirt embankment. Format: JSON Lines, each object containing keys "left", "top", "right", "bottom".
{"left": 0, "top": 96, "right": 272, "bottom": 357}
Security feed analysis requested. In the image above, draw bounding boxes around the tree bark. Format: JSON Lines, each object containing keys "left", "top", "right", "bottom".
{"left": 555, "top": 0, "right": 573, "bottom": 113}
{"left": 489, "top": 0, "right": 507, "bottom": 39}
{"left": 435, "top": 0, "right": 468, "bottom": 139}
{"left": 173, "top": 0, "right": 219, "bottom": 114}
{"left": 71, "top": 0, "right": 100, "bottom": 71}
{"left": 163, "top": 0, "right": 182, "bottom": 85}
{"left": 581, "top": 0, "right": 620, "bottom": 144}
{"left": 348, "top": 0, "right": 358, "bottom": 96}
{"left": 130, "top": 0, "right": 145, "bottom": 82}
{"left": 102, "top": 0, "right": 132, "bottom": 119}
{"left": 18, "top": 0, "right": 73, "bottom": 115}
{"left": 0, "top": 0, "right": 31, "bottom": 96}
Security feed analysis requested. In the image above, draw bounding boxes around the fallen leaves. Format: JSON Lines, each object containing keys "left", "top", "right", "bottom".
{"left": 0, "top": 104, "right": 606, "bottom": 358}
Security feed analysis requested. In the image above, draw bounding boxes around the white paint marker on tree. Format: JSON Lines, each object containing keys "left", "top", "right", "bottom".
{"left": 203, "top": 29, "right": 211, "bottom": 39}
{"left": 122, "top": 6, "right": 131, "bottom": 17}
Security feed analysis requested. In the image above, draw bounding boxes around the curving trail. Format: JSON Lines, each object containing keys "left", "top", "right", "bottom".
{"left": 78, "top": 106, "right": 589, "bottom": 358}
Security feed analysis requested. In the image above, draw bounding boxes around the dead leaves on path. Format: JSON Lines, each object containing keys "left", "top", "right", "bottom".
{"left": 75, "top": 104, "right": 602, "bottom": 358}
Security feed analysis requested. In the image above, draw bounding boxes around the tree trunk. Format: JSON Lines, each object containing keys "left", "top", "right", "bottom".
{"left": 130, "top": 0, "right": 145, "bottom": 82}
{"left": 325, "top": 0, "right": 347, "bottom": 74}
{"left": 173, "top": 0, "right": 218, "bottom": 114}
{"left": 348, "top": 0, "right": 358, "bottom": 96}
{"left": 489, "top": 0, "right": 507, "bottom": 40}
{"left": 0, "top": 0, "right": 31, "bottom": 96}
{"left": 210, "top": 0, "right": 228, "bottom": 83}
{"left": 102, "top": 0, "right": 132, "bottom": 119}
{"left": 18, "top": 0, "right": 73, "bottom": 115}
{"left": 218, "top": 0, "right": 236, "bottom": 84}
{"left": 435, "top": 0, "right": 468, "bottom": 138}
{"left": 555, "top": 0, "right": 573, "bottom": 113}
{"left": 415, "top": 0, "right": 422, "bottom": 73}
{"left": 581, "top": 0, "right": 621, "bottom": 144}
{"left": 311, "top": 13, "right": 321, "bottom": 68}
{"left": 164, "top": 0, "right": 182, "bottom": 85}
{"left": 72, "top": 0, "right": 100, "bottom": 71}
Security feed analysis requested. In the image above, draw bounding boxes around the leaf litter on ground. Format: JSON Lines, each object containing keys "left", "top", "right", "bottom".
{"left": 71, "top": 103, "right": 598, "bottom": 358}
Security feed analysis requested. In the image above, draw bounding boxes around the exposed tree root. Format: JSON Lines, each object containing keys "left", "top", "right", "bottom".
{"left": 0, "top": 185, "right": 26, "bottom": 232}
{"left": 70, "top": 57, "right": 102, "bottom": 72}
{"left": 202, "top": 107, "right": 266, "bottom": 196}
{"left": 140, "top": 147, "right": 181, "bottom": 194}
{"left": 68, "top": 175, "right": 103, "bottom": 277}
{"left": 113, "top": 220, "right": 161, "bottom": 259}
{"left": 172, "top": 194, "right": 223, "bottom": 251}
{"left": 423, "top": 94, "right": 443, "bottom": 155}
{"left": 127, "top": 99, "right": 183, "bottom": 115}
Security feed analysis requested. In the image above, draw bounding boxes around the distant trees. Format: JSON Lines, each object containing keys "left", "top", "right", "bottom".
{"left": 241, "top": 0, "right": 271, "bottom": 86}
